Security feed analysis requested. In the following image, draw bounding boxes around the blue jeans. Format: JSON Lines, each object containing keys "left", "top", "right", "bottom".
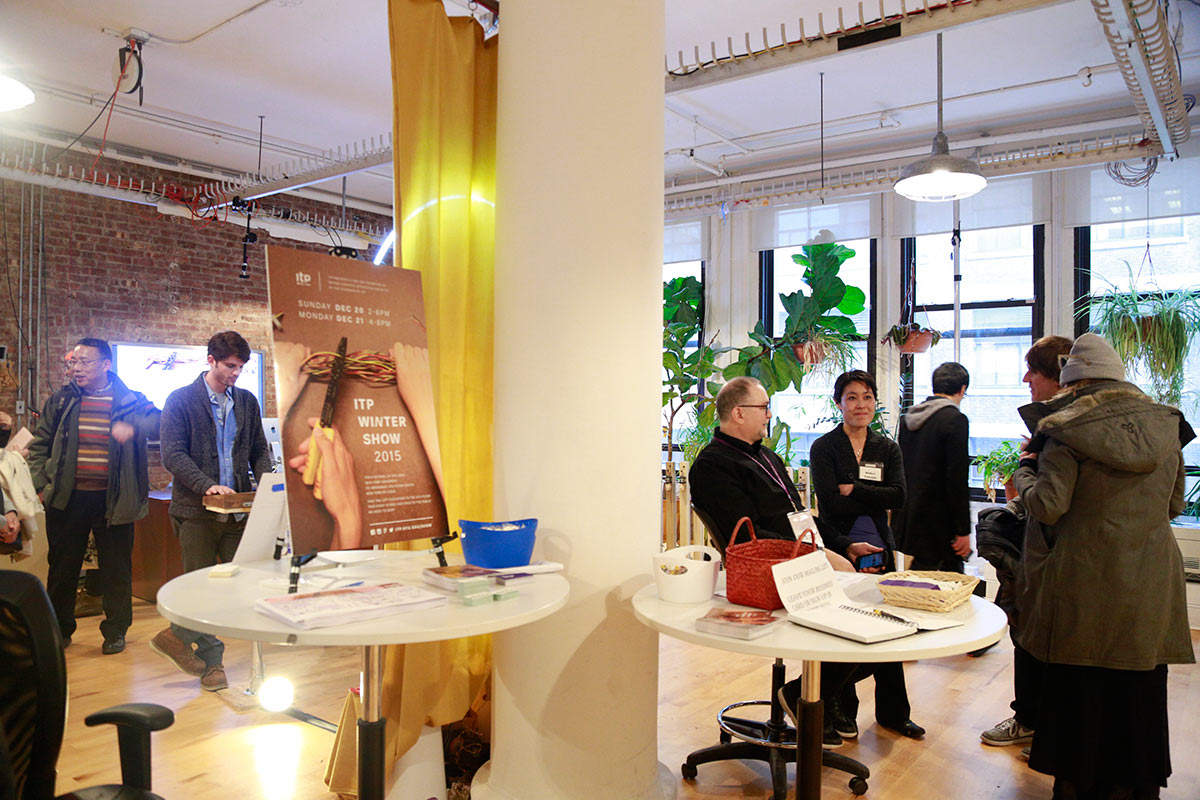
{"left": 169, "top": 514, "right": 245, "bottom": 667}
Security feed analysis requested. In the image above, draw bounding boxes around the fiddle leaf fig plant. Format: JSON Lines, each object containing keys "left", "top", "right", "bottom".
{"left": 722, "top": 239, "right": 865, "bottom": 395}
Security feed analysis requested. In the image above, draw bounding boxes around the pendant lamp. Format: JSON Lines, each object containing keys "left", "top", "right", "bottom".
{"left": 894, "top": 34, "right": 985, "bottom": 203}
{"left": 0, "top": 66, "right": 34, "bottom": 113}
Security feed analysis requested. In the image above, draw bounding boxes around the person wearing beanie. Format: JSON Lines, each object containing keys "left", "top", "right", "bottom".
{"left": 1010, "top": 332, "right": 1195, "bottom": 798}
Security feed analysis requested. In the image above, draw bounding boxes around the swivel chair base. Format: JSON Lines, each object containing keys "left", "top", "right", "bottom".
{"left": 680, "top": 659, "right": 869, "bottom": 799}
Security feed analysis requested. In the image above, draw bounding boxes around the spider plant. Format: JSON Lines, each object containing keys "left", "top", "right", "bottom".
{"left": 1087, "top": 267, "right": 1200, "bottom": 406}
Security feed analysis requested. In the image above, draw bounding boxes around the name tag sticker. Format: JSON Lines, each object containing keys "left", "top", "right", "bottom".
{"left": 859, "top": 462, "right": 883, "bottom": 482}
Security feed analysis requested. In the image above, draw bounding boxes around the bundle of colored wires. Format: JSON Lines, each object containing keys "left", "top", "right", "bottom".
{"left": 300, "top": 350, "right": 396, "bottom": 386}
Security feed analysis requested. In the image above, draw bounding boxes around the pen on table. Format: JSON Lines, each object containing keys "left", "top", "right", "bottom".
{"left": 874, "top": 609, "right": 913, "bottom": 625}
{"left": 341, "top": 581, "right": 364, "bottom": 588}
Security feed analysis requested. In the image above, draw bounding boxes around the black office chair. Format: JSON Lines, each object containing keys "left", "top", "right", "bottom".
{"left": 683, "top": 507, "right": 869, "bottom": 799}
{"left": 0, "top": 570, "right": 175, "bottom": 800}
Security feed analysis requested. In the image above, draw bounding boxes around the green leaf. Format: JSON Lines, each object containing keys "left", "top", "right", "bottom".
{"left": 663, "top": 351, "right": 681, "bottom": 373}
{"left": 817, "top": 314, "right": 859, "bottom": 337}
{"left": 698, "top": 403, "right": 717, "bottom": 428}
{"left": 722, "top": 361, "right": 750, "bottom": 379}
{"left": 836, "top": 285, "right": 866, "bottom": 315}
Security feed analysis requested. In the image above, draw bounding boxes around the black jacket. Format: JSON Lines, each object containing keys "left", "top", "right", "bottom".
{"left": 27, "top": 373, "right": 161, "bottom": 525}
{"left": 808, "top": 426, "right": 905, "bottom": 558}
{"left": 892, "top": 397, "right": 971, "bottom": 563}
{"left": 688, "top": 428, "right": 804, "bottom": 551}
{"left": 160, "top": 373, "right": 272, "bottom": 519}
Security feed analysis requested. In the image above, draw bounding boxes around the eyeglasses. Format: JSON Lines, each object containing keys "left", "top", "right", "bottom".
{"left": 66, "top": 358, "right": 103, "bottom": 368}
{"left": 737, "top": 404, "right": 771, "bottom": 412}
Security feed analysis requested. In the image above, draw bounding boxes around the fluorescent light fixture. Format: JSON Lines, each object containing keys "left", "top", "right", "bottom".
{"left": 0, "top": 70, "right": 35, "bottom": 113}
{"left": 894, "top": 34, "right": 986, "bottom": 203}
{"left": 373, "top": 229, "right": 395, "bottom": 265}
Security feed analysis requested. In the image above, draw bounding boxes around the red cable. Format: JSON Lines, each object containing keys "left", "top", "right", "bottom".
{"left": 89, "top": 39, "right": 135, "bottom": 172}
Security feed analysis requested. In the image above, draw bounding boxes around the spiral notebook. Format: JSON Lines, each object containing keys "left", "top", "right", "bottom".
{"left": 786, "top": 604, "right": 917, "bottom": 644}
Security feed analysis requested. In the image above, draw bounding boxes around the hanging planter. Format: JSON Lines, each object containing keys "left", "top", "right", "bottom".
{"left": 883, "top": 323, "right": 941, "bottom": 354}
{"left": 791, "top": 341, "right": 827, "bottom": 365}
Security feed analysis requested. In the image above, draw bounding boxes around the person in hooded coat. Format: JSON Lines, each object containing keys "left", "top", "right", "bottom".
{"left": 893, "top": 362, "right": 972, "bottom": 572}
{"left": 1012, "top": 333, "right": 1196, "bottom": 800}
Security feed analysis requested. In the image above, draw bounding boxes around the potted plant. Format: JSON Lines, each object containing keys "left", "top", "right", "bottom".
{"left": 884, "top": 322, "right": 941, "bottom": 354}
{"left": 973, "top": 440, "right": 1023, "bottom": 502}
{"left": 882, "top": 251, "right": 941, "bottom": 354}
{"left": 722, "top": 238, "right": 865, "bottom": 394}
{"left": 1087, "top": 267, "right": 1200, "bottom": 406}
{"left": 662, "top": 276, "right": 730, "bottom": 457}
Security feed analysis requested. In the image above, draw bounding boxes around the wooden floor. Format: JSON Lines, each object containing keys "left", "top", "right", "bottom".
{"left": 58, "top": 600, "right": 1200, "bottom": 799}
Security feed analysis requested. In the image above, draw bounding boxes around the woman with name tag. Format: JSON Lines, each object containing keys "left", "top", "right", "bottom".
{"left": 804, "top": 370, "right": 924, "bottom": 749}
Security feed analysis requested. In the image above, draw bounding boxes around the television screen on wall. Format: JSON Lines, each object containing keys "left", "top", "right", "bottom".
{"left": 110, "top": 342, "right": 266, "bottom": 412}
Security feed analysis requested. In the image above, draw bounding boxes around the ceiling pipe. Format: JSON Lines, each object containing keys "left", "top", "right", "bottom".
{"left": 665, "top": 113, "right": 1148, "bottom": 195}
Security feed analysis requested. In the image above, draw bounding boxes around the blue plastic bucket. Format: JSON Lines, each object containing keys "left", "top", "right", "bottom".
{"left": 459, "top": 518, "right": 538, "bottom": 569}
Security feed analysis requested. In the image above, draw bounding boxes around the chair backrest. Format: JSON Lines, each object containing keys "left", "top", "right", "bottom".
{"left": 0, "top": 571, "right": 67, "bottom": 800}
{"left": 690, "top": 505, "right": 730, "bottom": 556}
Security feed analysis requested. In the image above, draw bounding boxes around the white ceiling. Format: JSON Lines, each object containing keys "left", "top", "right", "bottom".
{"left": 0, "top": 0, "right": 1196, "bottom": 212}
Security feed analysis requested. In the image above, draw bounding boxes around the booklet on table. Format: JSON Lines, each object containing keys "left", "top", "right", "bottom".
{"left": 255, "top": 582, "right": 447, "bottom": 629}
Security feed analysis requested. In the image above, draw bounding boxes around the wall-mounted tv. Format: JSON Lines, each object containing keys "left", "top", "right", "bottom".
{"left": 110, "top": 342, "right": 266, "bottom": 412}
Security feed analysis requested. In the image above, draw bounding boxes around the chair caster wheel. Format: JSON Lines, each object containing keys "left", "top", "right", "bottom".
{"left": 681, "top": 762, "right": 698, "bottom": 780}
{"left": 849, "top": 776, "right": 868, "bottom": 795}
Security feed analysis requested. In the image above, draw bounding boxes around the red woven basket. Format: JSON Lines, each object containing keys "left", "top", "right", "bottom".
{"left": 724, "top": 517, "right": 817, "bottom": 610}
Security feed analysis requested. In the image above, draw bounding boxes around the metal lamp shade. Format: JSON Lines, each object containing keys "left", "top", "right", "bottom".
{"left": 894, "top": 131, "right": 986, "bottom": 203}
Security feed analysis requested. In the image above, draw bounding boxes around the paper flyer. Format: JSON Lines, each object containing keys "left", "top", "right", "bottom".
{"left": 265, "top": 246, "right": 448, "bottom": 553}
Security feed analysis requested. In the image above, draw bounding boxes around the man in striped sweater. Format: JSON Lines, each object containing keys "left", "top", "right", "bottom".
{"left": 29, "top": 337, "right": 161, "bottom": 655}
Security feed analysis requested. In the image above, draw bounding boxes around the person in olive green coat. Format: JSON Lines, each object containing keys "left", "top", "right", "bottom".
{"left": 1012, "top": 333, "right": 1195, "bottom": 799}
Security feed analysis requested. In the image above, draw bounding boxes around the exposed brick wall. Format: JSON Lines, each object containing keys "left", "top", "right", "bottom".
{"left": 0, "top": 140, "right": 393, "bottom": 489}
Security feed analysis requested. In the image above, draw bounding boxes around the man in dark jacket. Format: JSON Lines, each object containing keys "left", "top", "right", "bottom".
{"left": 151, "top": 331, "right": 272, "bottom": 691}
{"left": 28, "top": 337, "right": 161, "bottom": 654}
{"left": 893, "top": 362, "right": 972, "bottom": 572}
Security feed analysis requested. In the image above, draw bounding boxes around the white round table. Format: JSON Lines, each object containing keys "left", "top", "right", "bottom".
{"left": 157, "top": 552, "right": 569, "bottom": 800}
{"left": 632, "top": 582, "right": 1007, "bottom": 800}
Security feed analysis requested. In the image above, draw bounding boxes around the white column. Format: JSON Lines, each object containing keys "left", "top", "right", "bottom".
{"left": 474, "top": 1, "right": 670, "bottom": 799}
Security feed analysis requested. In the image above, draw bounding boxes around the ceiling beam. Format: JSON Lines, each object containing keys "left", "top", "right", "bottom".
{"left": 665, "top": 0, "right": 1074, "bottom": 95}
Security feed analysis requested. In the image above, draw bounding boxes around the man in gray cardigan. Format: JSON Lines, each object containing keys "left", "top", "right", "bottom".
{"left": 151, "top": 331, "right": 272, "bottom": 691}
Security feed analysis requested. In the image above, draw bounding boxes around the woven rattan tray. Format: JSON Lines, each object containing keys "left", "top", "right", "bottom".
{"left": 876, "top": 570, "right": 978, "bottom": 612}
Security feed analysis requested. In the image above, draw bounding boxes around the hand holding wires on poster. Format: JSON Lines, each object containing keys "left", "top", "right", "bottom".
{"left": 302, "top": 337, "right": 347, "bottom": 494}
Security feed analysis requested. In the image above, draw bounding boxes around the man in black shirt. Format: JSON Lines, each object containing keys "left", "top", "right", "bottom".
{"left": 893, "top": 361, "right": 972, "bottom": 572}
{"left": 689, "top": 377, "right": 850, "bottom": 568}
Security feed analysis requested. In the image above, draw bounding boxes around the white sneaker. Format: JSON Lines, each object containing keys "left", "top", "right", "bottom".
{"left": 980, "top": 716, "right": 1034, "bottom": 746}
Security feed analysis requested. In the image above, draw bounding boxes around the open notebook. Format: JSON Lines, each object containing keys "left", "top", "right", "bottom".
{"left": 787, "top": 604, "right": 916, "bottom": 643}
{"left": 772, "top": 552, "right": 966, "bottom": 644}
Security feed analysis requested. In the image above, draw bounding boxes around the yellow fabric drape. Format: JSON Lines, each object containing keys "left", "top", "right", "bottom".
{"left": 325, "top": 1, "right": 496, "bottom": 794}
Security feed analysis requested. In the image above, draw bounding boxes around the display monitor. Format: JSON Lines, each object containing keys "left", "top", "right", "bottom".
{"left": 110, "top": 342, "right": 266, "bottom": 412}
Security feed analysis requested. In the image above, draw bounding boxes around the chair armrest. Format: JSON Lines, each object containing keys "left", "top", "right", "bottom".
{"left": 84, "top": 703, "right": 174, "bottom": 732}
{"left": 83, "top": 703, "right": 174, "bottom": 791}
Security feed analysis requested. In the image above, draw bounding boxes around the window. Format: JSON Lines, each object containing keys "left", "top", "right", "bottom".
{"left": 909, "top": 225, "right": 1041, "bottom": 492}
{"left": 764, "top": 238, "right": 874, "bottom": 462}
{"left": 1081, "top": 214, "right": 1200, "bottom": 517}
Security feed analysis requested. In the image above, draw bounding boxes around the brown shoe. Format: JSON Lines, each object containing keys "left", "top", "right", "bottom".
{"left": 150, "top": 628, "right": 206, "bottom": 676}
{"left": 201, "top": 664, "right": 228, "bottom": 692}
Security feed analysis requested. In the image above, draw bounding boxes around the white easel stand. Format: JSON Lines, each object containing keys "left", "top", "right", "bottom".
{"left": 385, "top": 723, "right": 447, "bottom": 800}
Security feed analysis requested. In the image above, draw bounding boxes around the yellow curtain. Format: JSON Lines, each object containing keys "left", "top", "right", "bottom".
{"left": 325, "top": 1, "right": 496, "bottom": 794}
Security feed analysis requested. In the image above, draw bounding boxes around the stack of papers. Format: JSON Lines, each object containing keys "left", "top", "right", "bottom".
{"left": 255, "top": 582, "right": 447, "bottom": 629}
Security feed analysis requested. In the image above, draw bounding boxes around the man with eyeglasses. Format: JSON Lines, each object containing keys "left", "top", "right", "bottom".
{"left": 28, "top": 337, "right": 161, "bottom": 655}
{"left": 689, "top": 376, "right": 852, "bottom": 570}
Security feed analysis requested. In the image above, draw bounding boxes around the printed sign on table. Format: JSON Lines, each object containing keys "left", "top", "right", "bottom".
{"left": 265, "top": 246, "right": 447, "bottom": 553}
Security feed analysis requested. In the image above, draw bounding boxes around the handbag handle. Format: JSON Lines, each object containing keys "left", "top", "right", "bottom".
{"left": 727, "top": 517, "right": 757, "bottom": 547}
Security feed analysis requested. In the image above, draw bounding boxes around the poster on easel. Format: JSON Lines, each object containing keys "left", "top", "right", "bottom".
{"left": 265, "top": 246, "right": 447, "bottom": 553}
